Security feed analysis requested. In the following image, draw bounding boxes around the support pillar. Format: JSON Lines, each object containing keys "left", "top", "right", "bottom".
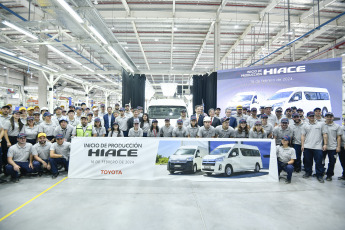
{"left": 48, "top": 74, "right": 54, "bottom": 113}
{"left": 38, "top": 45, "right": 48, "bottom": 108}
{"left": 105, "top": 92, "right": 109, "bottom": 107}
{"left": 214, "top": 21, "right": 221, "bottom": 71}
{"left": 5, "top": 68, "right": 9, "bottom": 105}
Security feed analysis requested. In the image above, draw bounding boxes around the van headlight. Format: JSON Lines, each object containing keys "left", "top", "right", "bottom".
{"left": 215, "top": 157, "right": 224, "bottom": 162}
{"left": 186, "top": 157, "right": 194, "bottom": 161}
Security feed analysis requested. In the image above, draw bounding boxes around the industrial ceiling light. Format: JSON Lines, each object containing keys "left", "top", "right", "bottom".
{"left": 19, "top": 56, "right": 40, "bottom": 66}
{"left": 155, "top": 38, "right": 159, "bottom": 42}
{"left": 47, "top": 45, "right": 82, "bottom": 66}
{"left": 173, "top": 27, "right": 178, "bottom": 31}
{"left": 234, "top": 25, "right": 239, "bottom": 29}
{"left": 307, "top": 50, "right": 311, "bottom": 53}
{"left": 2, "top": 21, "right": 38, "bottom": 40}
{"left": 125, "top": 46, "right": 129, "bottom": 49}
{"left": 0, "top": 48, "right": 15, "bottom": 56}
{"left": 93, "top": 0, "right": 98, "bottom": 5}
{"left": 56, "top": 0, "right": 84, "bottom": 23}
{"left": 83, "top": 65, "right": 95, "bottom": 72}
{"left": 89, "top": 26, "right": 108, "bottom": 45}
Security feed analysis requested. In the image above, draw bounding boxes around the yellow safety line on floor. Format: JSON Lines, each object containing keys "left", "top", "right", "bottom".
{"left": 0, "top": 176, "right": 68, "bottom": 222}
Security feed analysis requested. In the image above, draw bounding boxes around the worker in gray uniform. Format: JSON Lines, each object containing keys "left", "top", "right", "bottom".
{"left": 273, "top": 118, "right": 293, "bottom": 145}
{"left": 160, "top": 118, "right": 174, "bottom": 137}
{"left": 49, "top": 134, "right": 71, "bottom": 179}
{"left": 246, "top": 107, "right": 259, "bottom": 128}
{"left": 197, "top": 117, "right": 215, "bottom": 138}
{"left": 115, "top": 108, "right": 129, "bottom": 137}
{"left": 179, "top": 109, "right": 190, "bottom": 127}
{"left": 186, "top": 116, "right": 199, "bottom": 138}
{"left": 277, "top": 135, "right": 296, "bottom": 184}
{"left": 38, "top": 112, "right": 57, "bottom": 141}
{"left": 314, "top": 107, "right": 325, "bottom": 123}
{"left": 128, "top": 119, "right": 143, "bottom": 137}
{"left": 261, "top": 114, "right": 273, "bottom": 138}
{"left": 54, "top": 118, "right": 73, "bottom": 142}
{"left": 215, "top": 117, "right": 235, "bottom": 138}
{"left": 172, "top": 119, "right": 188, "bottom": 137}
{"left": 291, "top": 113, "right": 305, "bottom": 173}
{"left": 32, "top": 132, "right": 52, "bottom": 173}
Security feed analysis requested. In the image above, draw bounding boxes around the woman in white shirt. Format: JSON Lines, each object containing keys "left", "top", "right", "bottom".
{"left": 108, "top": 122, "right": 124, "bottom": 137}
{"left": 94, "top": 118, "right": 106, "bottom": 137}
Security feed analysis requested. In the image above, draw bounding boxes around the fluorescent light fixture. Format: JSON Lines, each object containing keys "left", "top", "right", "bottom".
{"left": 47, "top": 45, "right": 82, "bottom": 66}
{"left": 173, "top": 27, "right": 178, "bottom": 31}
{"left": 234, "top": 25, "right": 239, "bottom": 29}
{"left": 19, "top": 56, "right": 40, "bottom": 66}
{"left": 0, "top": 48, "right": 15, "bottom": 56}
{"left": 89, "top": 26, "right": 108, "bottom": 45}
{"left": 43, "top": 66, "right": 58, "bottom": 72}
{"left": 160, "top": 83, "right": 177, "bottom": 97}
{"left": 307, "top": 50, "right": 311, "bottom": 53}
{"left": 125, "top": 46, "right": 129, "bottom": 49}
{"left": 56, "top": 0, "right": 84, "bottom": 23}
{"left": 2, "top": 21, "right": 38, "bottom": 40}
{"left": 83, "top": 65, "right": 95, "bottom": 72}
{"left": 155, "top": 38, "right": 159, "bottom": 42}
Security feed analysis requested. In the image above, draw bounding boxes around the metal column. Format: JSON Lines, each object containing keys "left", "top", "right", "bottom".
{"left": 38, "top": 45, "right": 48, "bottom": 108}
{"left": 214, "top": 21, "right": 221, "bottom": 71}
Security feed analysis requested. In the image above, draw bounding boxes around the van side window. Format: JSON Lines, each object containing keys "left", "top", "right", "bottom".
{"left": 319, "top": 92, "right": 330, "bottom": 100}
{"left": 229, "top": 148, "right": 239, "bottom": 158}
{"left": 289, "top": 92, "right": 302, "bottom": 102}
{"left": 253, "top": 150, "right": 261, "bottom": 156}
{"left": 304, "top": 92, "right": 318, "bottom": 100}
{"left": 240, "top": 148, "right": 251, "bottom": 156}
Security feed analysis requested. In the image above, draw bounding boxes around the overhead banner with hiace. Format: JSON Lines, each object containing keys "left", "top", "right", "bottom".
{"left": 68, "top": 137, "right": 158, "bottom": 179}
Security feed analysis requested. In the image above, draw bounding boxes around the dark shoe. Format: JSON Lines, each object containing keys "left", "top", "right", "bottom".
{"left": 38, "top": 171, "right": 43, "bottom": 177}
{"left": 285, "top": 180, "right": 291, "bottom": 184}
{"left": 338, "top": 176, "right": 345, "bottom": 180}
{"left": 11, "top": 178, "right": 19, "bottom": 183}
{"left": 0, "top": 178, "right": 7, "bottom": 183}
{"left": 52, "top": 173, "right": 59, "bottom": 179}
{"left": 303, "top": 174, "right": 311, "bottom": 178}
{"left": 326, "top": 176, "right": 332, "bottom": 181}
{"left": 317, "top": 177, "right": 324, "bottom": 183}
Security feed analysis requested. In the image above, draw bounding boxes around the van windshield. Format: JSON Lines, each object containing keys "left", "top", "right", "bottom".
{"left": 173, "top": 149, "right": 195, "bottom": 155}
{"left": 231, "top": 95, "right": 253, "bottom": 102}
{"left": 210, "top": 147, "right": 231, "bottom": 155}
{"left": 268, "top": 91, "right": 293, "bottom": 100}
{"left": 148, "top": 106, "right": 187, "bottom": 119}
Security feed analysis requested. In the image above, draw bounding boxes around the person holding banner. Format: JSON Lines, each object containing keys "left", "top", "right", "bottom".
{"left": 115, "top": 108, "right": 129, "bottom": 137}
{"left": 32, "top": 133, "right": 51, "bottom": 174}
{"left": 277, "top": 135, "right": 296, "bottom": 184}
{"left": 273, "top": 118, "right": 293, "bottom": 145}
{"left": 261, "top": 114, "right": 273, "bottom": 138}
{"left": 234, "top": 119, "right": 249, "bottom": 138}
{"left": 72, "top": 115, "right": 97, "bottom": 137}
{"left": 129, "top": 119, "right": 143, "bottom": 137}
{"left": 160, "top": 118, "right": 174, "bottom": 137}
{"left": 249, "top": 121, "right": 267, "bottom": 139}
{"left": 291, "top": 113, "right": 305, "bottom": 173}
{"left": 94, "top": 118, "right": 106, "bottom": 137}
{"left": 50, "top": 134, "right": 71, "bottom": 179}
{"left": 246, "top": 107, "right": 259, "bottom": 128}
{"left": 172, "top": 119, "right": 188, "bottom": 137}
{"left": 215, "top": 117, "right": 234, "bottom": 138}
{"left": 108, "top": 122, "right": 124, "bottom": 137}
{"left": 187, "top": 116, "right": 199, "bottom": 138}
{"left": 197, "top": 117, "right": 215, "bottom": 138}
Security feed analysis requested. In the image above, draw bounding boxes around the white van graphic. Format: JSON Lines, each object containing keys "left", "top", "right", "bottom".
{"left": 227, "top": 92, "right": 259, "bottom": 112}
{"left": 202, "top": 144, "right": 263, "bottom": 176}
{"left": 167, "top": 146, "right": 208, "bottom": 174}
{"left": 265, "top": 87, "right": 331, "bottom": 116}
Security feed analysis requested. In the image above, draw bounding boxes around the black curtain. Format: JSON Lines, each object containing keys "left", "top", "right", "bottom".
{"left": 192, "top": 72, "right": 217, "bottom": 114}
{"left": 122, "top": 69, "right": 146, "bottom": 110}
{"left": 122, "top": 68, "right": 130, "bottom": 107}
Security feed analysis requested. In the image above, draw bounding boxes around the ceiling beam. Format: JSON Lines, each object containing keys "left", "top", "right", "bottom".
{"left": 132, "top": 21, "right": 150, "bottom": 70}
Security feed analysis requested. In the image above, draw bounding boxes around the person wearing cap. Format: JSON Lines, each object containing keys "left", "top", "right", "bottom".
{"left": 215, "top": 117, "right": 235, "bottom": 138}
{"left": 32, "top": 133, "right": 51, "bottom": 173}
{"left": 27, "top": 107, "right": 34, "bottom": 117}
{"left": 224, "top": 108, "right": 237, "bottom": 129}
{"left": 283, "top": 107, "right": 293, "bottom": 124}
{"left": 38, "top": 112, "right": 57, "bottom": 142}
{"left": 172, "top": 119, "right": 188, "bottom": 137}
{"left": 62, "top": 109, "right": 67, "bottom": 117}
{"left": 49, "top": 134, "right": 71, "bottom": 179}
{"left": 314, "top": 107, "right": 325, "bottom": 123}
{"left": 128, "top": 119, "right": 143, "bottom": 137}
{"left": 234, "top": 105, "right": 248, "bottom": 125}
{"left": 124, "top": 104, "right": 133, "bottom": 118}
{"left": 193, "top": 105, "right": 204, "bottom": 127}
{"left": 99, "top": 104, "right": 106, "bottom": 117}
{"left": 40, "top": 107, "right": 48, "bottom": 122}
{"left": 261, "top": 114, "right": 273, "bottom": 138}
{"left": 19, "top": 107, "right": 27, "bottom": 125}
{"left": 276, "top": 135, "right": 296, "bottom": 184}
{"left": 52, "top": 107, "right": 67, "bottom": 126}
{"left": 34, "top": 106, "right": 40, "bottom": 113}
{"left": 215, "top": 108, "right": 221, "bottom": 118}
{"left": 87, "top": 112, "right": 94, "bottom": 125}
{"left": 72, "top": 115, "right": 97, "bottom": 137}
{"left": 160, "top": 118, "right": 174, "bottom": 137}
{"left": 112, "top": 110, "right": 120, "bottom": 121}
{"left": 140, "top": 113, "right": 150, "bottom": 137}
{"left": 81, "top": 103, "right": 87, "bottom": 112}
{"left": 93, "top": 108, "right": 104, "bottom": 127}
{"left": 234, "top": 119, "right": 250, "bottom": 138}
{"left": 54, "top": 118, "right": 73, "bottom": 142}
{"left": 75, "top": 107, "right": 83, "bottom": 122}
{"left": 249, "top": 121, "right": 267, "bottom": 139}
{"left": 85, "top": 108, "right": 91, "bottom": 116}
{"left": 273, "top": 118, "right": 293, "bottom": 145}
{"left": 137, "top": 106, "right": 144, "bottom": 117}
{"left": 108, "top": 122, "right": 124, "bottom": 137}
{"left": 243, "top": 107, "right": 249, "bottom": 116}
{"left": 5, "top": 133, "right": 40, "bottom": 182}
{"left": 197, "top": 116, "right": 215, "bottom": 138}
{"left": 301, "top": 111, "right": 328, "bottom": 183}
{"left": 67, "top": 110, "right": 79, "bottom": 127}
{"left": 322, "top": 112, "right": 342, "bottom": 181}
{"left": 103, "top": 106, "right": 115, "bottom": 136}
{"left": 291, "top": 106, "right": 297, "bottom": 114}
{"left": 264, "top": 105, "right": 278, "bottom": 127}
{"left": 246, "top": 107, "right": 259, "bottom": 128}
{"left": 68, "top": 105, "right": 75, "bottom": 111}
{"left": 33, "top": 112, "right": 42, "bottom": 126}
{"left": 94, "top": 118, "right": 106, "bottom": 137}
{"left": 291, "top": 113, "right": 305, "bottom": 173}
{"left": 187, "top": 116, "right": 199, "bottom": 138}
{"left": 115, "top": 108, "right": 129, "bottom": 137}
{"left": 297, "top": 108, "right": 306, "bottom": 123}
{"left": 257, "top": 106, "right": 266, "bottom": 118}
{"left": 275, "top": 107, "right": 284, "bottom": 124}
{"left": 23, "top": 117, "right": 39, "bottom": 145}
{"left": 208, "top": 108, "right": 221, "bottom": 128}
{"left": 114, "top": 103, "right": 120, "bottom": 114}
{"left": 148, "top": 119, "right": 160, "bottom": 137}
{"left": 0, "top": 105, "right": 11, "bottom": 126}
{"left": 179, "top": 109, "right": 190, "bottom": 127}
{"left": 127, "top": 109, "right": 143, "bottom": 133}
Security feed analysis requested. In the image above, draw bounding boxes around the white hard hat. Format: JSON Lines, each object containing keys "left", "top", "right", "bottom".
{"left": 203, "top": 116, "right": 211, "bottom": 122}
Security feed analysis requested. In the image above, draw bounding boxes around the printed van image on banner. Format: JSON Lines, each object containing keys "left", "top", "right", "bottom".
{"left": 69, "top": 138, "right": 278, "bottom": 182}
{"left": 217, "top": 58, "right": 343, "bottom": 124}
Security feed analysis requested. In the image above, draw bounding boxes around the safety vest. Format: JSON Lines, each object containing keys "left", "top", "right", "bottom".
{"left": 76, "top": 124, "right": 93, "bottom": 137}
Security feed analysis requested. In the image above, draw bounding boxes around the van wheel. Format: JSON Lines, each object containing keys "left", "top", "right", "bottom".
{"left": 206, "top": 172, "right": 212, "bottom": 176}
{"left": 322, "top": 107, "right": 328, "bottom": 117}
{"left": 224, "top": 165, "right": 233, "bottom": 177}
{"left": 169, "top": 170, "right": 174, "bottom": 174}
{"left": 193, "top": 164, "right": 197, "bottom": 173}
{"left": 254, "top": 163, "right": 260, "bottom": 172}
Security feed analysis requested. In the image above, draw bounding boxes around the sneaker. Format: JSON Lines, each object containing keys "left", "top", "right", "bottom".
{"left": 38, "top": 171, "right": 43, "bottom": 177}
{"left": 303, "top": 174, "right": 311, "bottom": 178}
{"left": 338, "top": 176, "right": 345, "bottom": 180}
{"left": 326, "top": 176, "right": 332, "bottom": 181}
{"left": 317, "top": 177, "right": 324, "bottom": 183}
{"left": 52, "top": 173, "right": 59, "bottom": 179}
{"left": 11, "top": 178, "right": 19, "bottom": 183}
{"left": 285, "top": 180, "right": 291, "bottom": 184}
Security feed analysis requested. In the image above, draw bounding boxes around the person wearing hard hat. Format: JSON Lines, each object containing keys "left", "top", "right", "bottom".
{"left": 34, "top": 106, "right": 40, "bottom": 113}
{"left": 19, "top": 107, "right": 27, "bottom": 125}
{"left": 40, "top": 107, "right": 48, "bottom": 121}
{"left": 32, "top": 133, "right": 52, "bottom": 174}
{"left": 27, "top": 107, "right": 34, "bottom": 117}
{"left": 197, "top": 116, "right": 215, "bottom": 138}
{"left": 234, "top": 105, "right": 248, "bottom": 125}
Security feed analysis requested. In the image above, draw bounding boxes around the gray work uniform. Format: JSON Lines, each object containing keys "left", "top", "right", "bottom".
{"left": 282, "top": 116, "right": 294, "bottom": 125}
{"left": 108, "top": 130, "right": 124, "bottom": 137}
{"left": 34, "top": 120, "right": 42, "bottom": 126}
{"left": 54, "top": 125, "right": 74, "bottom": 142}
{"left": 186, "top": 126, "right": 199, "bottom": 138}
{"left": 273, "top": 126, "right": 293, "bottom": 145}
{"left": 52, "top": 115, "right": 67, "bottom": 126}
{"left": 50, "top": 142, "right": 71, "bottom": 160}
{"left": 215, "top": 125, "right": 235, "bottom": 138}
{"left": 341, "top": 126, "right": 345, "bottom": 147}
{"left": 128, "top": 128, "right": 143, "bottom": 137}
{"left": 179, "top": 117, "right": 190, "bottom": 127}
{"left": 32, "top": 142, "right": 52, "bottom": 160}
{"left": 160, "top": 125, "right": 174, "bottom": 137}
{"left": 39, "top": 121, "right": 57, "bottom": 136}
{"left": 234, "top": 114, "right": 248, "bottom": 125}
{"left": 148, "top": 129, "right": 160, "bottom": 137}
{"left": 291, "top": 122, "right": 305, "bottom": 145}
{"left": 8, "top": 143, "right": 33, "bottom": 162}
{"left": 94, "top": 127, "right": 106, "bottom": 137}
{"left": 172, "top": 127, "right": 188, "bottom": 137}
{"left": 249, "top": 129, "right": 267, "bottom": 139}
{"left": 75, "top": 115, "right": 83, "bottom": 123}
{"left": 3, "top": 120, "right": 23, "bottom": 136}
{"left": 266, "top": 114, "right": 278, "bottom": 127}
{"left": 125, "top": 111, "right": 133, "bottom": 118}
{"left": 324, "top": 122, "right": 342, "bottom": 150}
{"left": 246, "top": 116, "right": 259, "bottom": 128}
{"left": 276, "top": 146, "right": 296, "bottom": 163}
{"left": 141, "top": 122, "right": 151, "bottom": 134}
{"left": 23, "top": 125, "right": 39, "bottom": 140}
{"left": 262, "top": 123, "right": 273, "bottom": 137}
{"left": 67, "top": 118, "right": 80, "bottom": 127}
{"left": 234, "top": 128, "right": 249, "bottom": 138}
{"left": 115, "top": 116, "right": 129, "bottom": 132}
{"left": 197, "top": 126, "right": 216, "bottom": 138}
{"left": 302, "top": 122, "right": 328, "bottom": 150}
{"left": 0, "top": 114, "right": 11, "bottom": 126}
{"left": 316, "top": 117, "right": 325, "bottom": 123}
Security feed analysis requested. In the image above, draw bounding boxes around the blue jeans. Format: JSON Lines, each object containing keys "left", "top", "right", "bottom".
{"left": 323, "top": 150, "right": 337, "bottom": 177}
{"left": 293, "top": 144, "right": 302, "bottom": 171}
{"left": 6, "top": 161, "right": 40, "bottom": 179}
{"left": 304, "top": 148, "right": 323, "bottom": 177}
{"left": 123, "top": 131, "right": 128, "bottom": 137}
{"left": 278, "top": 161, "right": 294, "bottom": 181}
{"left": 50, "top": 158, "right": 69, "bottom": 174}
{"left": 33, "top": 159, "right": 49, "bottom": 172}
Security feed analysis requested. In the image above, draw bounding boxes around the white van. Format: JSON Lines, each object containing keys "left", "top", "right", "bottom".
{"left": 227, "top": 92, "right": 260, "bottom": 113}
{"left": 167, "top": 146, "right": 209, "bottom": 174}
{"left": 147, "top": 99, "right": 188, "bottom": 128}
{"left": 265, "top": 87, "right": 332, "bottom": 116}
{"left": 202, "top": 144, "right": 263, "bottom": 176}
